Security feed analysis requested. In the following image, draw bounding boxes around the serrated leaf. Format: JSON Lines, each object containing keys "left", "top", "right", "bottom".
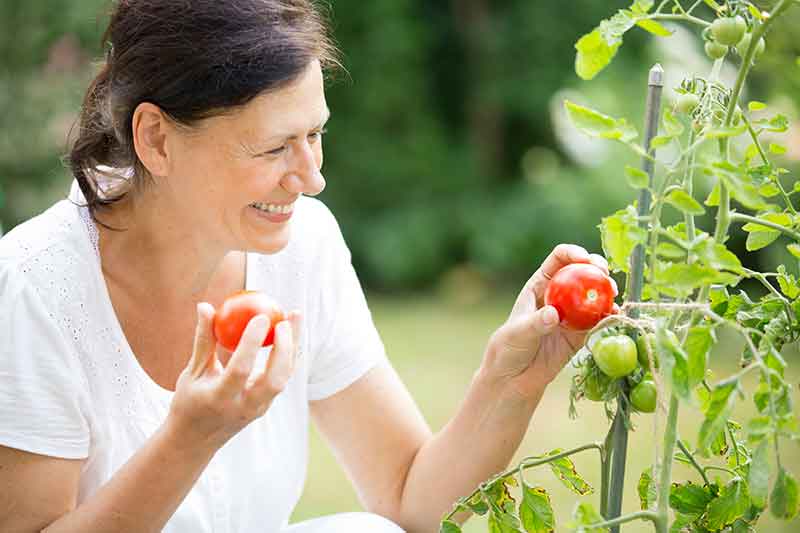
{"left": 694, "top": 238, "right": 744, "bottom": 274}
{"left": 484, "top": 475, "right": 519, "bottom": 515}
{"left": 488, "top": 511, "right": 523, "bottom": 533}
{"left": 749, "top": 439, "right": 770, "bottom": 510}
{"left": 547, "top": 450, "right": 593, "bottom": 495}
{"left": 600, "top": 206, "right": 647, "bottom": 273}
{"left": 670, "top": 481, "right": 714, "bottom": 515}
{"left": 564, "top": 100, "right": 638, "bottom": 142}
{"left": 655, "top": 263, "right": 739, "bottom": 298}
{"left": 698, "top": 377, "right": 740, "bottom": 455}
{"left": 748, "top": 101, "right": 767, "bottom": 112}
{"left": 706, "top": 162, "right": 768, "bottom": 210}
{"left": 519, "top": 484, "right": 555, "bottom": 533}
{"left": 625, "top": 165, "right": 649, "bottom": 189}
{"left": 706, "top": 478, "right": 751, "bottom": 530}
{"left": 575, "top": 29, "right": 622, "bottom": 81}
{"left": 665, "top": 189, "right": 705, "bottom": 215}
{"left": 770, "top": 467, "right": 799, "bottom": 520}
{"left": 466, "top": 491, "right": 489, "bottom": 516}
{"left": 657, "top": 242, "right": 687, "bottom": 259}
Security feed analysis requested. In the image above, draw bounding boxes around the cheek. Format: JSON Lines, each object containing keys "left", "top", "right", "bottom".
{"left": 315, "top": 144, "right": 324, "bottom": 169}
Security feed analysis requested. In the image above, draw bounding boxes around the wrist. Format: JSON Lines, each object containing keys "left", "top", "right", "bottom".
{"left": 473, "top": 363, "right": 546, "bottom": 412}
{"left": 159, "top": 416, "right": 221, "bottom": 462}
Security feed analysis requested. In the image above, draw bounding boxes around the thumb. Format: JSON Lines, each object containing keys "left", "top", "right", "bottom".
{"left": 189, "top": 302, "right": 217, "bottom": 377}
{"left": 505, "top": 305, "right": 560, "bottom": 342}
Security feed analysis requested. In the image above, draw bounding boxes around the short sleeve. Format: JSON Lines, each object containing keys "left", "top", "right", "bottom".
{"left": 306, "top": 210, "right": 387, "bottom": 401}
{"left": 0, "top": 268, "right": 91, "bottom": 459}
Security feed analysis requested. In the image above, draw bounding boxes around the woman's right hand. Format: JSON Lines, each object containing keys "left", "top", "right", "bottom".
{"left": 166, "top": 302, "right": 301, "bottom": 451}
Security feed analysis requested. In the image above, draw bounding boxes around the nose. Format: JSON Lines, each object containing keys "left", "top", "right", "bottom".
{"left": 281, "top": 140, "right": 325, "bottom": 196}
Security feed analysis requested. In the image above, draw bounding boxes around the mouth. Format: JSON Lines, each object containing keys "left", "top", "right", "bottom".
{"left": 248, "top": 200, "right": 295, "bottom": 223}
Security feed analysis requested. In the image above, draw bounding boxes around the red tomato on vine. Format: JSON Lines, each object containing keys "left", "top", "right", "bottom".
{"left": 213, "top": 291, "right": 286, "bottom": 352}
{"left": 544, "top": 263, "right": 616, "bottom": 330}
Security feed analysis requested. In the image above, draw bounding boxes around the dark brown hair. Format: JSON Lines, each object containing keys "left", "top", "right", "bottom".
{"left": 67, "top": 0, "right": 339, "bottom": 222}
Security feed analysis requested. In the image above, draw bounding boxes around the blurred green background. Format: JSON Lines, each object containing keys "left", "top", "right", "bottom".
{"left": 2, "top": 0, "right": 800, "bottom": 531}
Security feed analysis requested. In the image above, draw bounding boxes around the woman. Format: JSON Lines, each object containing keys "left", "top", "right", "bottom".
{"left": 0, "top": 1, "right": 616, "bottom": 532}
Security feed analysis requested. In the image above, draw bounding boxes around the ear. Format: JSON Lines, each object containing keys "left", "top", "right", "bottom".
{"left": 131, "top": 102, "right": 172, "bottom": 178}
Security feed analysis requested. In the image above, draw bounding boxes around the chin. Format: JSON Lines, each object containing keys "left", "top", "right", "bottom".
{"left": 250, "top": 225, "right": 292, "bottom": 255}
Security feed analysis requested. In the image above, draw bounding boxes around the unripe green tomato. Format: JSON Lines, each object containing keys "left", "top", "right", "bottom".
{"left": 676, "top": 93, "right": 700, "bottom": 115}
{"left": 710, "top": 15, "right": 747, "bottom": 46}
{"left": 705, "top": 41, "right": 728, "bottom": 60}
{"left": 630, "top": 380, "right": 657, "bottom": 413}
{"left": 736, "top": 33, "right": 766, "bottom": 60}
{"left": 583, "top": 371, "right": 612, "bottom": 402}
{"left": 592, "top": 335, "right": 638, "bottom": 378}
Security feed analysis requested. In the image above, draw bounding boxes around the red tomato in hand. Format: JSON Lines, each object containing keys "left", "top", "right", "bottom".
{"left": 213, "top": 291, "right": 285, "bottom": 352}
{"left": 544, "top": 263, "right": 615, "bottom": 330}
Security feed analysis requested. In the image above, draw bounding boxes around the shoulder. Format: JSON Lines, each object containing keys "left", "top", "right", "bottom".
{"left": 0, "top": 200, "right": 94, "bottom": 302}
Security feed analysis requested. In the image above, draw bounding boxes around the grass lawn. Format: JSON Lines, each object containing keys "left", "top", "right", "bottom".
{"left": 291, "top": 290, "right": 800, "bottom": 532}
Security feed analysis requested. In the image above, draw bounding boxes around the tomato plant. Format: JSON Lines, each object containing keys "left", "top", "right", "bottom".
{"left": 213, "top": 291, "right": 285, "bottom": 352}
{"left": 441, "top": 2, "right": 800, "bottom": 533}
{"left": 544, "top": 263, "right": 616, "bottom": 330}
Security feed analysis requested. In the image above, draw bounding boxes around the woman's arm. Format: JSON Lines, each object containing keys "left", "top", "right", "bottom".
{"left": 311, "top": 244, "right": 613, "bottom": 532}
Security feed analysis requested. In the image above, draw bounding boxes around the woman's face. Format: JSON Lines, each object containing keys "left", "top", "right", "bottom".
{"left": 165, "top": 59, "right": 328, "bottom": 254}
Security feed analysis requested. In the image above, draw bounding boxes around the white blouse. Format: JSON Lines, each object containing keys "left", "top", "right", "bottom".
{"left": 0, "top": 182, "right": 388, "bottom": 532}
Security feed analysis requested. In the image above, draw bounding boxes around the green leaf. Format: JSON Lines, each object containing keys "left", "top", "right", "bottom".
{"left": 698, "top": 377, "right": 741, "bottom": 455}
{"left": 546, "top": 450, "right": 593, "bottom": 495}
{"left": 705, "top": 181, "right": 720, "bottom": 206}
{"left": 655, "top": 263, "right": 739, "bottom": 298}
{"left": 488, "top": 511, "right": 523, "bottom": 533}
{"left": 665, "top": 189, "right": 705, "bottom": 215}
{"left": 635, "top": 18, "right": 672, "bottom": 36}
{"left": 758, "top": 182, "right": 781, "bottom": 198}
{"left": 638, "top": 467, "right": 657, "bottom": 510}
{"left": 706, "top": 161, "right": 768, "bottom": 210}
{"left": 563, "top": 100, "right": 638, "bottom": 143}
{"left": 657, "top": 242, "right": 686, "bottom": 260}
{"left": 650, "top": 135, "right": 673, "bottom": 149}
{"left": 656, "top": 328, "right": 690, "bottom": 399}
{"left": 746, "top": 416, "right": 773, "bottom": 442}
{"left": 624, "top": 165, "right": 649, "bottom": 189}
{"left": 440, "top": 520, "right": 463, "bottom": 533}
{"left": 746, "top": 231, "right": 781, "bottom": 251}
{"left": 776, "top": 265, "right": 800, "bottom": 299}
{"left": 466, "top": 491, "right": 489, "bottom": 516}
{"left": 706, "top": 478, "right": 751, "bottom": 530}
{"left": 519, "top": 484, "right": 555, "bottom": 533}
{"left": 484, "top": 475, "right": 519, "bottom": 515}
{"left": 662, "top": 108, "right": 684, "bottom": 137}
{"left": 568, "top": 502, "right": 608, "bottom": 533}
{"left": 600, "top": 206, "right": 647, "bottom": 273}
{"left": 753, "top": 114, "right": 789, "bottom": 133}
{"left": 769, "top": 143, "right": 787, "bottom": 155}
{"left": 741, "top": 213, "right": 792, "bottom": 232}
{"left": 770, "top": 467, "right": 799, "bottom": 520}
{"left": 749, "top": 439, "right": 771, "bottom": 510}
{"left": 575, "top": 29, "right": 622, "bottom": 81}
{"left": 693, "top": 238, "right": 744, "bottom": 274}
{"left": 787, "top": 243, "right": 800, "bottom": 259}
{"left": 706, "top": 122, "right": 748, "bottom": 139}
{"left": 748, "top": 101, "right": 767, "bottom": 112}
{"left": 684, "top": 326, "right": 714, "bottom": 391}
{"left": 670, "top": 481, "right": 714, "bottom": 515}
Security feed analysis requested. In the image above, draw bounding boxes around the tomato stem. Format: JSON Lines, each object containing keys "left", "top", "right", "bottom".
{"left": 655, "top": 394, "right": 680, "bottom": 533}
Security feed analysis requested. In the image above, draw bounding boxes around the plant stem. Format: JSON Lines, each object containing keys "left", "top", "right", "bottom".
{"left": 588, "top": 510, "right": 658, "bottom": 530}
{"left": 744, "top": 111, "right": 797, "bottom": 214}
{"left": 607, "top": 407, "right": 630, "bottom": 531}
{"left": 677, "top": 439, "right": 710, "bottom": 485}
{"left": 655, "top": 395, "right": 680, "bottom": 533}
{"left": 703, "top": 465, "right": 740, "bottom": 477}
{"left": 650, "top": 13, "right": 709, "bottom": 26}
{"left": 729, "top": 212, "right": 800, "bottom": 241}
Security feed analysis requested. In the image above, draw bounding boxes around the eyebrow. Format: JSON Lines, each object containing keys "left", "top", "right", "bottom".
{"left": 266, "top": 107, "right": 331, "bottom": 143}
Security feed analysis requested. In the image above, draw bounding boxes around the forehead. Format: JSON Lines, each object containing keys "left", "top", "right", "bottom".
{"left": 226, "top": 60, "right": 328, "bottom": 138}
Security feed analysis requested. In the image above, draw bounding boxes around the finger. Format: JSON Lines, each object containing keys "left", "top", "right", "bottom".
{"left": 529, "top": 244, "right": 591, "bottom": 305}
{"left": 610, "top": 277, "right": 619, "bottom": 297}
{"left": 248, "top": 319, "right": 296, "bottom": 398}
{"left": 588, "top": 253, "right": 609, "bottom": 275}
{"left": 189, "top": 302, "right": 217, "bottom": 377}
{"left": 504, "top": 305, "right": 561, "bottom": 345}
{"left": 220, "top": 314, "right": 270, "bottom": 393}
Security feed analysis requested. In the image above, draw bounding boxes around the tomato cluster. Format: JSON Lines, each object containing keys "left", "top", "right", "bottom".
{"left": 575, "top": 329, "right": 673, "bottom": 415}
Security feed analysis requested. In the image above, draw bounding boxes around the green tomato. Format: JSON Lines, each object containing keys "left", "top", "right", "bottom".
{"left": 705, "top": 41, "right": 728, "bottom": 60}
{"left": 583, "top": 371, "right": 612, "bottom": 402}
{"left": 592, "top": 335, "right": 638, "bottom": 378}
{"left": 736, "top": 32, "right": 766, "bottom": 61}
{"left": 630, "top": 380, "right": 657, "bottom": 413}
{"left": 676, "top": 93, "right": 700, "bottom": 115}
{"left": 710, "top": 16, "right": 747, "bottom": 46}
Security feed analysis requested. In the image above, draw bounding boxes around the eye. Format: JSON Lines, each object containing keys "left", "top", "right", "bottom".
{"left": 308, "top": 128, "right": 327, "bottom": 143}
{"left": 263, "top": 145, "right": 286, "bottom": 157}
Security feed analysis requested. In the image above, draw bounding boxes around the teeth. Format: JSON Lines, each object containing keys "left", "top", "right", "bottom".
{"left": 250, "top": 202, "right": 293, "bottom": 214}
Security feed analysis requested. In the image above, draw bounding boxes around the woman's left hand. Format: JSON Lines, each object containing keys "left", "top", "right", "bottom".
{"left": 481, "top": 244, "right": 619, "bottom": 400}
